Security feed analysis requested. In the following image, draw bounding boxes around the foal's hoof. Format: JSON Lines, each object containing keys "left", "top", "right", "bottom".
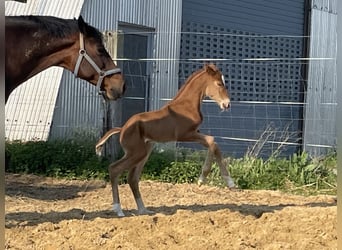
{"left": 228, "top": 186, "right": 241, "bottom": 192}
{"left": 112, "top": 204, "right": 125, "bottom": 217}
{"left": 116, "top": 211, "right": 125, "bottom": 217}
{"left": 95, "top": 146, "right": 103, "bottom": 157}
{"left": 197, "top": 178, "right": 206, "bottom": 186}
{"left": 138, "top": 208, "right": 155, "bottom": 215}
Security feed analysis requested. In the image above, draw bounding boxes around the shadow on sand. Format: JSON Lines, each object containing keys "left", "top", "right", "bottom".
{"left": 5, "top": 200, "right": 336, "bottom": 228}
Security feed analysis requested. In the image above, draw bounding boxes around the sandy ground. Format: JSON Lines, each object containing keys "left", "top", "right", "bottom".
{"left": 5, "top": 173, "right": 337, "bottom": 250}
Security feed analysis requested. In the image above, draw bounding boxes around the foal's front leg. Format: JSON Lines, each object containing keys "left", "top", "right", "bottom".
{"left": 198, "top": 150, "right": 214, "bottom": 186}
{"left": 197, "top": 134, "right": 235, "bottom": 189}
{"left": 212, "top": 143, "right": 235, "bottom": 188}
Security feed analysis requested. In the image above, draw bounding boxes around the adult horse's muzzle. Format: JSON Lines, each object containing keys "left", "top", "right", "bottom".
{"left": 101, "top": 80, "right": 126, "bottom": 100}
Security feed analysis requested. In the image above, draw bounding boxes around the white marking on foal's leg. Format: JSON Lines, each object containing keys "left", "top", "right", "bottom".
{"left": 95, "top": 145, "right": 103, "bottom": 157}
{"left": 197, "top": 175, "right": 207, "bottom": 186}
{"left": 222, "top": 175, "right": 235, "bottom": 188}
{"left": 112, "top": 203, "right": 125, "bottom": 217}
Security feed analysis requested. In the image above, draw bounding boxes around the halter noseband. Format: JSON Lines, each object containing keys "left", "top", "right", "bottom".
{"left": 73, "top": 33, "right": 122, "bottom": 95}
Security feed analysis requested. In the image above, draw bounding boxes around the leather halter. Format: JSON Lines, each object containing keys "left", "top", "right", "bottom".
{"left": 73, "top": 33, "right": 121, "bottom": 94}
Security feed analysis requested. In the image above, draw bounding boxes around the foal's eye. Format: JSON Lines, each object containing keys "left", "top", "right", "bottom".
{"left": 217, "top": 81, "right": 224, "bottom": 87}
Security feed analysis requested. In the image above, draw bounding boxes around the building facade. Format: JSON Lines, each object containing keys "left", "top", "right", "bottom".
{"left": 5, "top": 0, "right": 337, "bottom": 158}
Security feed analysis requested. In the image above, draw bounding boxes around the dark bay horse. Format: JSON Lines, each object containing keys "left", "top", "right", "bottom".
{"left": 5, "top": 15, "right": 125, "bottom": 103}
{"left": 96, "top": 64, "right": 236, "bottom": 217}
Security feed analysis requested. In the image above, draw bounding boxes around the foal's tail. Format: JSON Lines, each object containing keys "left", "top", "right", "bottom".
{"left": 95, "top": 127, "right": 122, "bottom": 156}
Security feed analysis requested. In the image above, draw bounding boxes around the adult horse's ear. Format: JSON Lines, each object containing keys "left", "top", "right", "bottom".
{"left": 77, "top": 15, "right": 88, "bottom": 35}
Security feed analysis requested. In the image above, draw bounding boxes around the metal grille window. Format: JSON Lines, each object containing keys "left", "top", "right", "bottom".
{"left": 179, "top": 21, "right": 306, "bottom": 157}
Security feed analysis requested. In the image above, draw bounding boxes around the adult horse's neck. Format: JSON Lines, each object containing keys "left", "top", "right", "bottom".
{"left": 5, "top": 17, "right": 80, "bottom": 101}
{"left": 22, "top": 33, "right": 78, "bottom": 79}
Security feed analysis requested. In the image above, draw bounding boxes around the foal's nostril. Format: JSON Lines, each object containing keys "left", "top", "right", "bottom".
{"left": 224, "top": 100, "right": 231, "bottom": 110}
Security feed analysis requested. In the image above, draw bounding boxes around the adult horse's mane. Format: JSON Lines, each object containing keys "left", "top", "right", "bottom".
{"left": 12, "top": 15, "right": 104, "bottom": 44}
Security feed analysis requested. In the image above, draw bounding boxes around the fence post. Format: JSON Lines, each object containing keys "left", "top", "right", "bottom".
{"left": 101, "top": 31, "right": 123, "bottom": 161}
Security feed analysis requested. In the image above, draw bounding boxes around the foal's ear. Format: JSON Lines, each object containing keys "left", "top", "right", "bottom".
{"left": 205, "top": 63, "right": 218, "bottom": 75}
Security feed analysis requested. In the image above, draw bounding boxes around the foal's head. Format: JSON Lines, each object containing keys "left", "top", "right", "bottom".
{"left": 76, "top": 16, "right": 125, "bottom": 100}
{"left": 203, "top": 64, "right": 231, "bottom": 110}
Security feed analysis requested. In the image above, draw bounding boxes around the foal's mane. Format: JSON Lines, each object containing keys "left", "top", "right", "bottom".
{"left": 17, "top": 15, "right": 104, "bottom": 44}
{"left": 170, "top": 64, "right": 220, "bottom": 102}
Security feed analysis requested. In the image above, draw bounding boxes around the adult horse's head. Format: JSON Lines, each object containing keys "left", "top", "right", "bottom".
{"left": 203, "top": 64, "right": 231, "bottom": 110}
{"left": 74, "top": 16, "right": 125, "bottom": 100}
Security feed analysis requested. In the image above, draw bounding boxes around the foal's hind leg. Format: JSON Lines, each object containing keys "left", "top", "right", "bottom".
{"left": 108, "top": 156, "right": 131, "bottom": 217}
{"left": 128, "top": 142, "right": 154, "bottom": 215}
{"left": 108, "top": 153, "right": 148, "bottom": 217}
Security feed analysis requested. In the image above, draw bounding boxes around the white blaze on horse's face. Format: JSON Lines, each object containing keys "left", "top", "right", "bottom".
{"left": 206, "top": 73, "right": 230, "bottom": 110}
{"left": 219, "top": 73, "right": 231, "bottom": 110}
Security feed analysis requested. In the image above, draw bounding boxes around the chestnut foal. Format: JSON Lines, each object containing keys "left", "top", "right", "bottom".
{"left": 96, "top": 64, "right": 236, "bottom": 216}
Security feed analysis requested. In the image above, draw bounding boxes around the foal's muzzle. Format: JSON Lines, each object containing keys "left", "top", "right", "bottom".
{"left": 220, "top": 99, "right": 231, "bottom": 110}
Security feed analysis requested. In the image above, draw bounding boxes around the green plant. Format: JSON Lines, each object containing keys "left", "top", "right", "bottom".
{"left": 202, "top": 151, "right": 336, "bottom": 195}
{"left": 159, "top": 161, "right": 201, "bottom": 184}
{"left": 6, "top": 139, "right": 110, "bottom": 180}
{"left": 141, "top": 149, "right": 176, "bottom": 180}
{"left": 5, "top": 139, "right": 337, "bottom": 195}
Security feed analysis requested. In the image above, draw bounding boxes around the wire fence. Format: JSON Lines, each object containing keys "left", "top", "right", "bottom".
{"left": 5, "top": 30, "right": 337, "bottom": 158}
{"left": 116, "top": 36, "right": 336, "bottom": 158}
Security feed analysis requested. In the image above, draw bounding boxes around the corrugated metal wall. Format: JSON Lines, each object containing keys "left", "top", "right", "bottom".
{"left": 303, "top": 0, "right": 337, "bottom": 156}
{"left": 49, "top": 0, "right": 182, "bottom": 139}
{"left": 5, "top": 0, "right": 84, "bottom": 141}
{"left": 182, "top": 0, "right": 305, "bottom": 36}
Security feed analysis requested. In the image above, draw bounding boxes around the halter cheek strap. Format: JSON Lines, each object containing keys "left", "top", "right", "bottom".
{"left": 73, "top": 33, "right": 122, "bottom": 94}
